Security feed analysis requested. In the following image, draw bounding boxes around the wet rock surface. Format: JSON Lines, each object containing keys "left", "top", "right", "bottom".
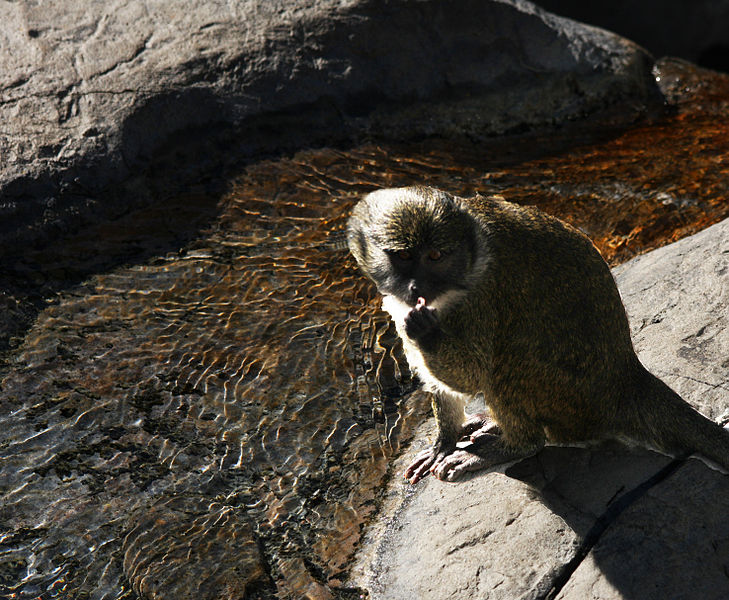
{"left": 350, "top": 217, "right": 729, "bottom": 600}
{"left": 0, "top": 0, "right": 659, "bottom": 251}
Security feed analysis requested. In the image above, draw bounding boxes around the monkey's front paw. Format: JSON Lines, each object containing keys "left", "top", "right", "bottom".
{"left": 404, "top": 445, "right": 451, "bottom": 484}
{"left": 405, "top": 447, "right": 492, "bottom": 483}
{"left": 431, "top": 450, "right": 495, "bottom": 482}
{"left": 404, "top": 302, "right": 440, "bottom": 346}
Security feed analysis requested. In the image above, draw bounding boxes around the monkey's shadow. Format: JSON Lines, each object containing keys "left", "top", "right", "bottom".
{"left": 503, "top": 441, "right": 729, "bottom": 598}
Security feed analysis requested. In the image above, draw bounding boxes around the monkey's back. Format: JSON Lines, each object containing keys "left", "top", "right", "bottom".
{"left": 455, "top": 195, "right": 639, "bottom": 442}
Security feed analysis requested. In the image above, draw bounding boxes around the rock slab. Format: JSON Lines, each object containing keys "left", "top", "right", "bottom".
{"left": 538, "top": 0, "right": 729, "bottom": 71}
{"left": 351, "top": 217, "right": 729, "bottom": 600}
{"left": 0, "top": 0, "right": 660, "bottom": 251}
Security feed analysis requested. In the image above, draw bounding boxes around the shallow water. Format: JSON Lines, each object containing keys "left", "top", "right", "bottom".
{"left": 1, "top": 60, "right": 729, "bottom": 599}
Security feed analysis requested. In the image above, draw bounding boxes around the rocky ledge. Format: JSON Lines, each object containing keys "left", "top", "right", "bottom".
{"left": 0, "top": 0, "right": 660, "bottom": 253}
{"left": 350, "top": 216, "right": 729, "bottom": 600}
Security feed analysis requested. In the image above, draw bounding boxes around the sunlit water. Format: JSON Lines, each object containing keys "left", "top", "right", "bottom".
{"left": 1, "top": 60, "right": 729, "bottom": 599}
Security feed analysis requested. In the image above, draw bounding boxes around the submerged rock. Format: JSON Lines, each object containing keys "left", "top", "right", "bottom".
{"left": 350, "top": 217, "right": 729, "bottom": 600}
{"left": 0, "top": 0, "right": 660, "bottom": 251}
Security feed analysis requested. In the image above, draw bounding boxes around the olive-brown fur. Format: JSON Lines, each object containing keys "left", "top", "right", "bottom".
{"left": 348, "top": 186, "right": 729, "bottom": 480}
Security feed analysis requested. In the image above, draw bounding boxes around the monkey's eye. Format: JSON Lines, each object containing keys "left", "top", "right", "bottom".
{"left": 427, "top": 249, "right": 442, "bottom": 261}
{"left": 397, "top": 250, "right": 413, "bottom": 261}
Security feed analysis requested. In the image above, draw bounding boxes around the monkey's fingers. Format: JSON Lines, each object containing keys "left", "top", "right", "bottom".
{"left": 405, "top": 304, "right": 439, "bottom": 341}
{"left": 404, "top": 447, "right": 439, "bottom": 484}
{"left": 432, "top": 450, "right": 496, "bottom": 482}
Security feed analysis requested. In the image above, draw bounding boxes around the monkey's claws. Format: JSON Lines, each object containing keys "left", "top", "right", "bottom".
{"left": 404, "top": 444, "right": 451, "bottom": 484}
{"left": 404, "top": 303, "right": 440, "bottom": 345}
{"left": 404, "top": 445, "right": 492, "bottom": 484}
{"left": 432, "top": 450, "right": 496, "bottom": 481}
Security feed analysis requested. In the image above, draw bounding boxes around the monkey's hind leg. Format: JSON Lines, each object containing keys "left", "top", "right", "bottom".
{"left": 431, "top": 433, "right": 543, "bottom": 481}
{"left": 433, "top": 407, "right": 546, "bottom": 482}
{"left": 461, "top": 412, "right": 502, "bottom": 441}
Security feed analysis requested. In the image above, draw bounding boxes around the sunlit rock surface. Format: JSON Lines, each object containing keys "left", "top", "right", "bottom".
{"left": 351, "top": 217, "right": 729, "bottom": 600}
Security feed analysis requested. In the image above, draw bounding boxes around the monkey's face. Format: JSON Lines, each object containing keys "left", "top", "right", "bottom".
{"left": 347, "top": 187, "right": 478, "bottom": 307}
{"left": 376, "top": 245, "right": 471, "bottom": 305}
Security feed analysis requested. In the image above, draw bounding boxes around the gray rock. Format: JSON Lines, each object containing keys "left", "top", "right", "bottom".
{"left": 0, "top": 0, "right": 660, "bottom": 251}
{"left": 350, "top": 217, "right": 729, "bottom": 600}
{"left": 537, "top": 0, "right": 729, "bottom": 72}
{"left": 614, "top": 219, "right": 729, "bottom": 423}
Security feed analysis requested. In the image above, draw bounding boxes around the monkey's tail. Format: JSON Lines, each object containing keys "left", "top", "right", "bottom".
{"left": 630, "top": 367, "right": 729, "bottom": 471}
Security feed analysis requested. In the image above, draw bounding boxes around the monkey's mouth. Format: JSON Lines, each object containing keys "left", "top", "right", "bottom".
{"left": 405, "top": 291, "right": 432, "bottom": 306}
{"left": 405, "top": 293, "right": 437, "bottom": 308}
{"left": 403, "top": 285, "right": 441, "bottom": 306}
{"left": 404, "top": 283, "right": 435, "bottom": 307}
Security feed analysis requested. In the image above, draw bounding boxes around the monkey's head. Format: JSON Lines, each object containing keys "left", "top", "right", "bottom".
{"left": 347, "top": 186, "right": 481, "bottom": 307}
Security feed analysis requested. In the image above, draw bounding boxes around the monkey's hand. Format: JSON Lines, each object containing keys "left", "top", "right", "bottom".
{"left": 404, "top": 416, "right": 502, "bottom": 484}
{"left": 404, "top": 440, "right": 456, "bottom": 485}
{"left": 404, "top": 298, "right": 440, "bottom": 350}
{"left": 432, "top": 435, "right": 542, "bottom": 481}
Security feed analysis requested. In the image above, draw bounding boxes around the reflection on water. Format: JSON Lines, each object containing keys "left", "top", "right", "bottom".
{"left": 1, "top": 60, "right": 729, "bottom": 599}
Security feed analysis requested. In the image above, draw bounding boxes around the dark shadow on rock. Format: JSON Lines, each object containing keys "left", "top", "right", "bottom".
{"left": 119, "top": 89, "right": 235, "bottom": 172}
{"left": 506, "top": 442, "right": 729, "bottom": 599}
{"left": 536, "top": 0, "right": 729, "bottom": 73}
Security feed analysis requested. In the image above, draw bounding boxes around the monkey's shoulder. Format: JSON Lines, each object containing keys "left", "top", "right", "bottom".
{"left": 462, "top": 196, "right": 605, "bottom": 276}
{"left": 464, "top": 195, "right": 581, "bottom": 238}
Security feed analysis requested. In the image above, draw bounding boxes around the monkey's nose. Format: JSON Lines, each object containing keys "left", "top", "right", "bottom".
{"left": 408, "top": 281, "right": 421, "bottom": 304}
